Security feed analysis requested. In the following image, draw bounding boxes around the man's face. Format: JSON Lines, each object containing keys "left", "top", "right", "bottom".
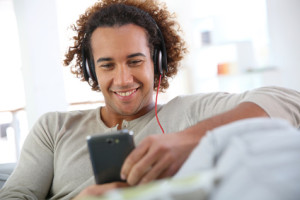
{"left": 91, "top": 24, "right": 154, "bottom": 118}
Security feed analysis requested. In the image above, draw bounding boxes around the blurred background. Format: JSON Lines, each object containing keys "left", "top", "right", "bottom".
{"left": 0, "top": 0, "right": 299, "bottom": 164}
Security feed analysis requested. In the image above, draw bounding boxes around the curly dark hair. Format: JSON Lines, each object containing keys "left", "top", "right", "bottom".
{"left": 63, "top": 0, "right": 187, "bottom": 92}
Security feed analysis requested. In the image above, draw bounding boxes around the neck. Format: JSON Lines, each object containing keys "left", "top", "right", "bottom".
{"left": 100, "top": 103, "right": 155, "bottom": 129}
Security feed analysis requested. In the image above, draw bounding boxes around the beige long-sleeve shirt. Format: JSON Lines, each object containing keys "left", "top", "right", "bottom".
{"left": 1, "top": 86, "right": 300, "bottom": 199}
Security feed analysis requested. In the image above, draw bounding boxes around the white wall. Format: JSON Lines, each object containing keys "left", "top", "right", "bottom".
{"left": 11, "top": 0, "right": 300, "bottom": 127}
{"left": 165, "top": 0, "right": 300, "bottom": 93}
{"left": 13, "top": 0, "right": 68, "bottom": 128}
{"left": 266, "top": 0, "right": 300, "bottom": 91}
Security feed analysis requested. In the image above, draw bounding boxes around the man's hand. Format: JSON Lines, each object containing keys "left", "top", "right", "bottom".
{"left": 73, "top": 182, "right": 129, "bottom": 200}
{"left": 120, "top": 132, "right": 199, "bottom": 185}
{"left": 120, "top": 102, "right": 269, "bottom": 186}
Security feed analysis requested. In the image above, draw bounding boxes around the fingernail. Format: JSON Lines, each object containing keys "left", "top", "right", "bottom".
{"left": 121, "top": 174, "right": 126, "bottom": 180}
{"left": 139, "top": 178, "right": 147, "bottom": 185}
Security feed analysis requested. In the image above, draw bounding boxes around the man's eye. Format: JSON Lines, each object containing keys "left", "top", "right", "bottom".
{"left": 128, "top": 60, "right": 142, "bottom": 66}
{"left": 101, "top": 63, "right": 114, "bottom": 68}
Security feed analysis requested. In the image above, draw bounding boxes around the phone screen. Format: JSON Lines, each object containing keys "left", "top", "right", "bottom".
{"left": 86, "top": 129, "right": 135, "bottom": 184}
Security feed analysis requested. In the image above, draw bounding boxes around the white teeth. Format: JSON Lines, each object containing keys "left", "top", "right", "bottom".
{"left": 116, "top": 89, "right": 136, "bottom": 96}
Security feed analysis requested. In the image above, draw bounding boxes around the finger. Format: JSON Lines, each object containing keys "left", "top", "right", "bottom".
{"left": 92, "top": 182, "right": 128, "bottom": 195}
{"left": 138, "top": 152, "right": 174, "bottom": 184}
{"left": 75, "top": 182, "right": 128, "bottom": 199}
{"left": 121, "top": 139, "right": 150, "bottom": 180}
{"left": 157, "top": 161, "right": 181, "bottom": 179}
{"left": 125, "top": 157, "right": 155, "bottom": 185}
{"left": 157, "top": 152, "right": 190, "bottom": 180}
{"left": 126, "top": 141, "right": 165, "bottom": 185}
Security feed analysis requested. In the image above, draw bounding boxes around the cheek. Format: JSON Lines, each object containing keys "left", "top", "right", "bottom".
{"left": 142, "top": 63, "right": 155, "bottom": 84}
{"left": 95, "top": 73, "right": 106, "bottom": 91}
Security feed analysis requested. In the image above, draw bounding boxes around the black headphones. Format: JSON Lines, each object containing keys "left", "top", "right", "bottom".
{"left": 81, "top": 13, "right": 168, "bottom": 83}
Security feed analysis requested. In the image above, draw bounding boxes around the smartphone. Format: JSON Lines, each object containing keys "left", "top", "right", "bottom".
{"left": 86, "top": 129, "right": 135, "bottom": 184}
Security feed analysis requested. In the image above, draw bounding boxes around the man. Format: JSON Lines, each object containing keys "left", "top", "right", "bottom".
{"left": 1, "top": 0, "right": 300, "bottom": 199}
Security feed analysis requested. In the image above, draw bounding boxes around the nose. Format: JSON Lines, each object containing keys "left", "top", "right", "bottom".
{"left": 113, "top": 64, "right": 133, "bottom": 86}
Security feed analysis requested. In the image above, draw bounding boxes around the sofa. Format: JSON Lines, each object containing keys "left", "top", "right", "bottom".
{"left": 0, "top": 163, "right": 16, "bottom": 189}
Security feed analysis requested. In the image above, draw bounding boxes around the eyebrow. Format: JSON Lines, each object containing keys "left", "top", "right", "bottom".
{"left": 127, "top": 53, "right": 146, "bottom": 58}
{"left": 96, "top": 57, "right": 113, "bottom": 63}
{"left": 96, "top": 53, "right": 146, "bottom": 63}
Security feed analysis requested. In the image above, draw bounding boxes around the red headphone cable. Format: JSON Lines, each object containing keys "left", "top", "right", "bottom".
{"left": 155, "top": 74, "right": 165, "bottom": 134}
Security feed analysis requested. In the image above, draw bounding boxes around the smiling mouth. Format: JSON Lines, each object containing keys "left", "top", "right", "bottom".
{"left": 115, "top": 88, "right": 138, "bottom": 97}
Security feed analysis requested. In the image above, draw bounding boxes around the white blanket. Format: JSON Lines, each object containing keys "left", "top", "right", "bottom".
{"left": 94, "top": 118, "right": 300, "bottom": 200}
{"left": 176, "top": 117, "right": 300, "bottom": 200}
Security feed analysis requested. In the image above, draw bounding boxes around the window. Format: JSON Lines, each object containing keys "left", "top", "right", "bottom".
{"left": 0, "top": 0, "right": 27, "bottom": 163}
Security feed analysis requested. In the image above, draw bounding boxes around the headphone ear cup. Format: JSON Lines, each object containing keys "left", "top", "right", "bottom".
{"left": 85, "top": 60, "right": 92, "bottom": 80}
{"left": 153, "top": 48, "right": 158, "bottom": 74}
{"left": 153, "top": 48, "right": 163, "bottom": 75}
{"left": 82, "top": 47, "right": 98, "bottom": 84}
{"left": 157, "top": 50, "right": 163, "bottom": 75}
{"left": 82, "top": 49, "right": 90, "bottom": 81}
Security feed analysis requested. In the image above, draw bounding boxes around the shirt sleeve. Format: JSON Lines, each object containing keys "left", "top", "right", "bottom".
{"left": 176, "top": 86, "right": 300, "bottom": 128}
{"left": 0, "top": 112, "right": 56, "bottom": 199}
{"left": 240, "top": 86, "right": 300, "bottom": 127}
